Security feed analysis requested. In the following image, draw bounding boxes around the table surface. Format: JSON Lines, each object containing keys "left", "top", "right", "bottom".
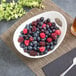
{"left": 0, "top": 0, "right": 76, "bottom": 76}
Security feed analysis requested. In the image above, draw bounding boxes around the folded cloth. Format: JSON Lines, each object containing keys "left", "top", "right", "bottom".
{"left": 42, "top": 48, "right": 76, "bottom": 76}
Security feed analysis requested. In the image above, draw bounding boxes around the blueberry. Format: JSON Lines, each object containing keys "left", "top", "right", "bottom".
{"left": 46, "top": 25, "right": 49, "bottom": 29}
{"left": 33, "top": 46, "right": 37, "bottom": 50}
{"left": 29, "top": 25, "right": 32, "bottom": 29}
{"left": 40, "top": 17, "right": 44, "bottom": 22}
{"left": 46, "top": 31, "right": 49, "bottom": 35}
{"left": 34, "top": 37, "right": 36, "bottom": 40}
{"left": 46, "top": 18, "right": 50, "bottom": 23}
{"left": 20, "top": 31, "right": 24, "bottom": 35}
{"left": 49, "top": 30, "right": 52, "bottom": 33}
{"left": 28, "top": 35, "right": 32, "bottom": 38}
{"left": 50, "top": 42, "right": 53, "bottom": 46}
{"left": 37, "top": 37, "right": 41, "bottom": 41}
{"left": 50, "top": 26, "right": 54, "bottom": 30}
{"left": 30, "top": 42, "right": 33, "bottom": 46}
{"left": 29, "top": 23, "right": 32, "bottom": 26}
{"left": 52, "top": 29, "right": 56, "bottom": 32}
{"left": 26, "top": 25, "right": 29, "bottom": 29}
{"left": 50, "top": 45, "right": 54, "bottom": 50}
{"left": 36, "top": 28, "right": 40, "bottom": 31}
{"left": 43, "top": 27, "right": 46, "bottom": 30}
{"left": 20, "top": 43, "right": 25, "bottom": 48}
{"left": 46, "top": 45, "right": 50, "bottom": 49}
{"left": 55, "top": 26, "right": 59, "bottom": 30}
{"left": 43, "top": 50, "right": 48, "bottom": 54}
{"left": 33, "top": 41, "right": 37, "bottom": 45}
{"left": 53, "top": 40, "right": 57, "bottom": 45}
{"left": 38, "top": 22, "right": 43, "bottom": 26}
{"left": 36, "top": 31, "right": 40, "bottom": 34}
{"left": 46, "top": 35, "right": 48, "bottom": 38}
{"left": 24, "top": 46, "right": 27, "bottom": 50}
{"left": 52, "top": 22, "right": 56, "bottom": 26}
{"left": 34, "top": 33, "right": 38, "bottom": 37}
{"left": 27, "top": 46, "right": 32, "bottom": 50}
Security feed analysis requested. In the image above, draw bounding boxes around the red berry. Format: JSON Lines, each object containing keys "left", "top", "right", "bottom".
{"left": 39, "top": 47, "right": 45, "bottom": 52}
{"left": 40, "top": 32, "right": 46, "bottom": 39}
{"left": 40, "top": 41, "right": 45, "bottom": 46}
{"left": 18, "top": 37, "right": 24, "bottom": 42}
{"left": 42, "top": 24, "right": 46, "bottom": 28}
{"left": 32, "top": 21, "right": 37, "bottom": 26}
{"left": 47, "top": 38, "right": 52, "bottom": 43}
{"left": 55, "top": 30, "right": 61, "bottom": 35}
{"left": 23, "top": 29, "right": 28, "bottom": 34}
{"left": 29, "top": 37, "right": 34, "bottom": 41}
{"left": 51, "top": 33, "right": 57, "bottom": 40}
{"left": 32, "top": 26, "right": 36, "bottom": 32}
{"left": 48, "top": 22, "right": 52, "bottom": 27}
{"left": 24, "top": 49, "right": 27, "bottom": 52}
{"left": 24, "top": 40, "right": 30, "bottom": 46}
{"left": 30, "top": 50, "right": 37, "bottom": 56}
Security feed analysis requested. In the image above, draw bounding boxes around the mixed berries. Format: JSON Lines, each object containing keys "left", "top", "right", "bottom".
{"left": 18, "top": 17, "right": 61, "bottom": 56}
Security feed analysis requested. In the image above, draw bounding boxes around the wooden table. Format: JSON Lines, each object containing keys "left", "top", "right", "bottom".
{"left": 0, "top": 0, "right": 76, "bottom": 76}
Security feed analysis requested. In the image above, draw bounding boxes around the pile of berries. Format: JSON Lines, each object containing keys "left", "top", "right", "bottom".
{"left": 18, "top": 17, "right": 61, "bottom": 56}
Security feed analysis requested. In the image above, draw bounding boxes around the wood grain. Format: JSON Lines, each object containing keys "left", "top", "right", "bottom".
{"left": 0, "top": 0, "right": 76, "bottom": 76}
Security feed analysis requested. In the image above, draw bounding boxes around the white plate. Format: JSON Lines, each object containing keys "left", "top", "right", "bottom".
{"left": 13, "top": 11, "right": 67, "bottom": 58}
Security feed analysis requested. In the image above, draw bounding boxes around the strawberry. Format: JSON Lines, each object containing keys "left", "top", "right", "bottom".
{"left": 23, "top": 29, "right": 28, "bottom": 34}
{"left": 24, "top": 40, "right": 30, "bottom": 46}
{"left": 42, "top": 24, "right": 46, "bottom": 28}
{"left": 40, "top": 32, "right": 46, "bottom": 39}
{"left": 39, "top": 47, "right": 45, "bottom": 52}
{"left": 55, "top": 30, "right": 61, "bottom": 35}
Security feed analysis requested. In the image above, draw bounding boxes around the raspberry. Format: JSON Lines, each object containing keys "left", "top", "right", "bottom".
{"left": 18, "top": 37, "right": 24, "bottom": 42}
{"left": 40, "top": 41, "right": 45, "bottom": 46}
{"left": 39, "top": 47, "right": 45, "bottom": 52}
{"left": 55, "top": 30, "right": 61, "bottom": 35}
{"left": 23, "top": 29, "right": 28, "bottom": 34}
{"left": 42, "top": 24, "right": 46, "bottom": 28}
{"left": 29, "top": 37, "right": 34, "bottom": 41}
{"left": 30, "top": 50, "right": 37, "bottom": 56}
{"left": 48, "top": 22, "right": 52, "bottom": 27}
{"left": 47, "top": 38, "right": 52, "bottom": 43}
{"left": 32, "top": 26, "right": 36, "bottom": 32}
{"left": 51, "top": 33, "right": 57, "bottom": 40}
{"left": 24, "top": 40, "right": 30, "bottom": 46}
{"left": 40, "top": 32, "right": 46, "bottom": 39}
{"left": 32, "top": 21, "right": 37, "bottom": 26}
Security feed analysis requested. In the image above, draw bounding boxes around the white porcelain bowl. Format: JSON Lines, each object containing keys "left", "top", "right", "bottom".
{"left": 13, "top": 11, "right": 67, "bottom": 58}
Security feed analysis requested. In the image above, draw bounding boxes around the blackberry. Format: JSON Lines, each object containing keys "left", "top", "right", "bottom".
{"left": 46, "top": 18, "right": 50, "bottom": 23}
{"left": 40, "top": 17, "right": 44, "bottom": 22}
